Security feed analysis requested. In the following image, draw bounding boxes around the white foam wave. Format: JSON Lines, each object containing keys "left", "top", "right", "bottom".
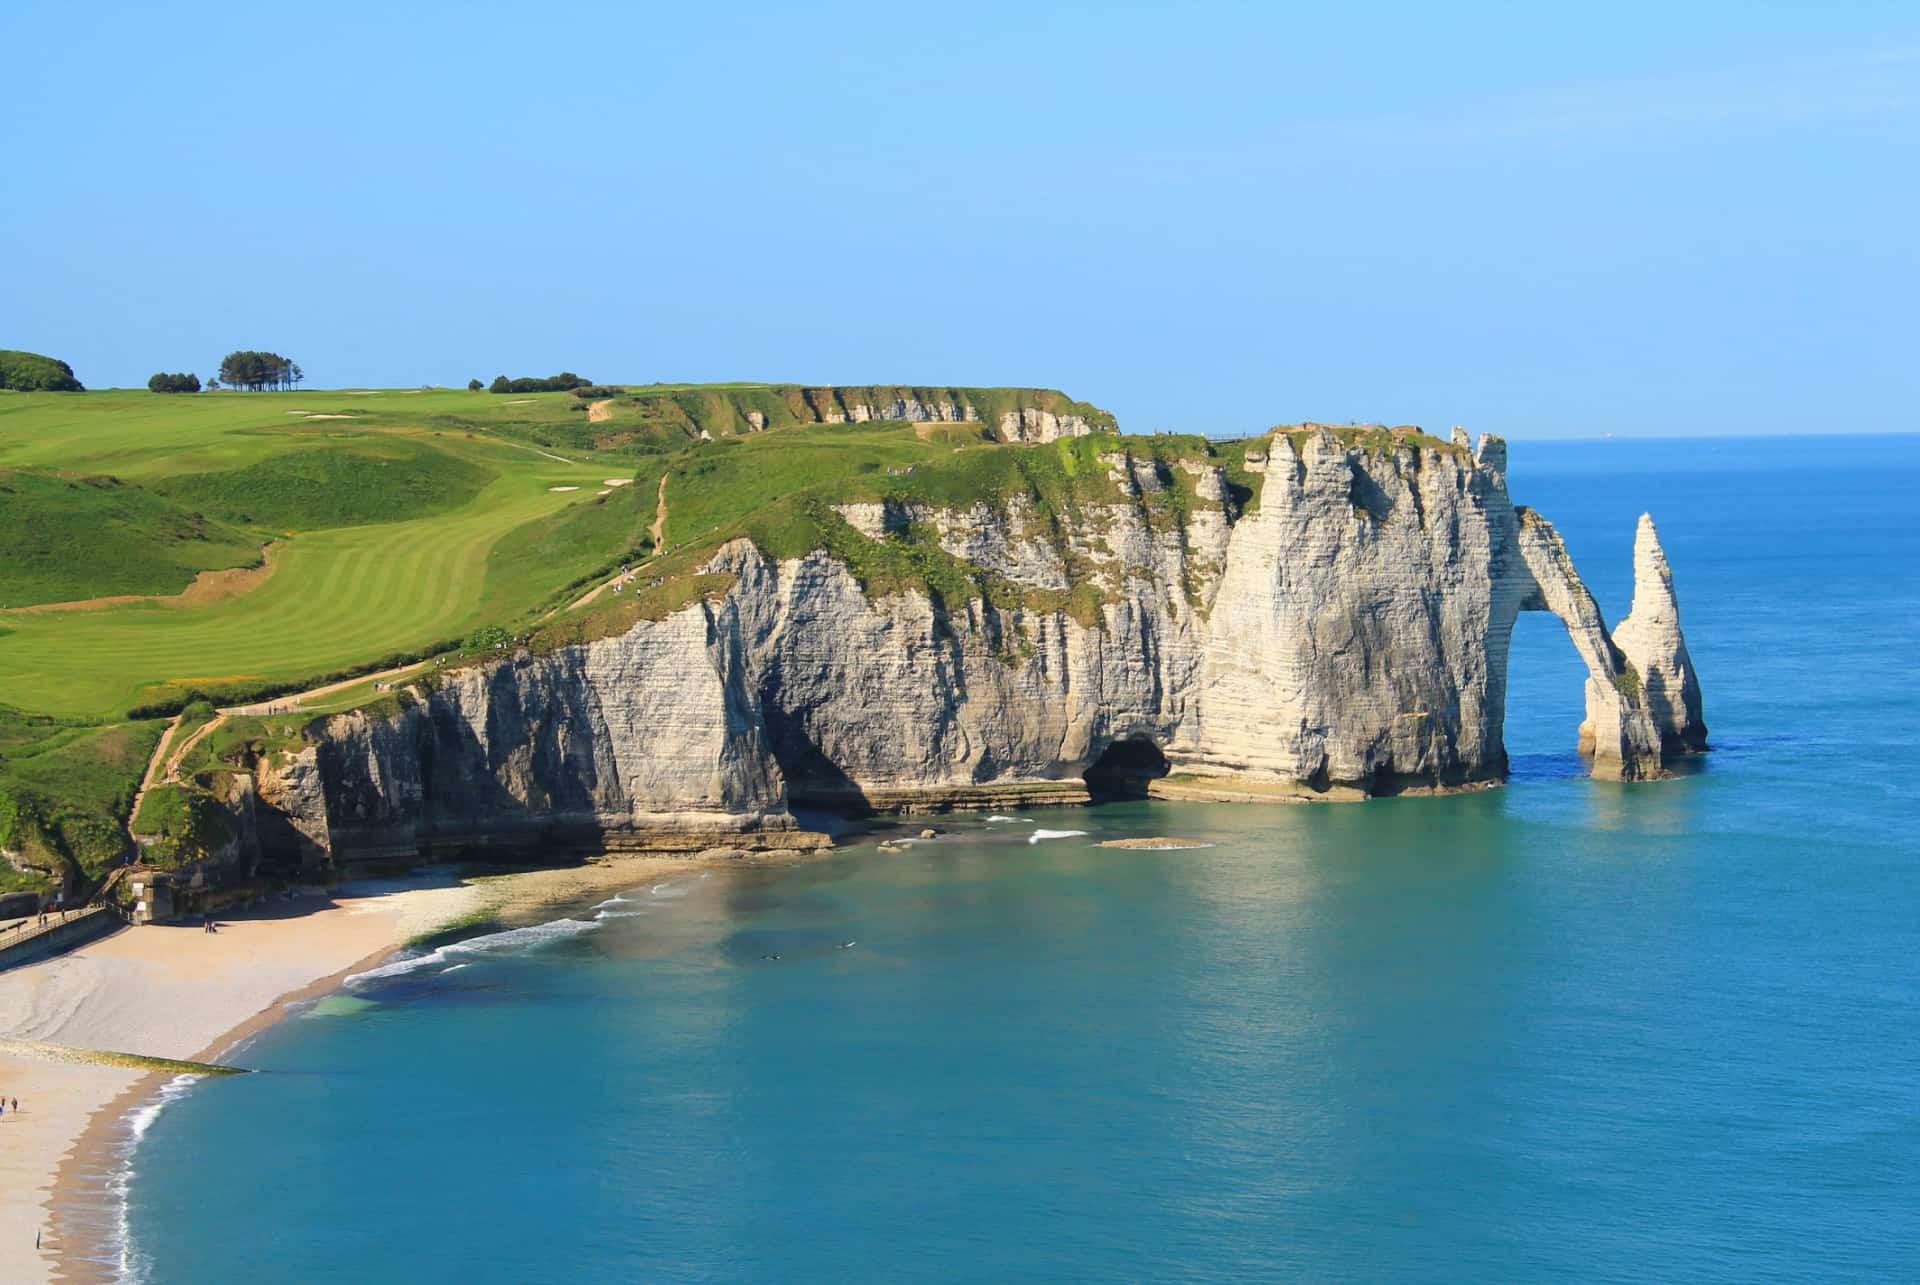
{"left": 1028, "top": 829, "right": 1090, "bottom": 844}
{"left": 344, "top": 917, "right": 598, "bottom": 988}
{"left": 648, "top": 882, "right": 688, "bottom": 899}
{"left": 593, "top": 894, "right": 638, "bottom": 908}
{"left": 113, "top": 1073, "right": 205, "bottom": 1283}
{"left": 986, "top": 815, "right": 1034, "bottom": 823}
{"left": 595, "top": 908, "right": 648, "bottom": 920}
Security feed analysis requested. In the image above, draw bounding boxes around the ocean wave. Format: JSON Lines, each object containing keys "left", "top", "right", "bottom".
{"left": 986, "top": 815, "right": 1034, "bottom": 823}
{"left": 114, "top": 1073, "right": 205, "bottom": 1283}
{"left": 595, "top": 908, "right": 648, "bottom": 920}
{"left": 344, "top": 916, "right": 599, "bottom": 988}
{"left": 593, "top": 894, "right": 638, "bottom": 909}
{"left": 648, "top": 882, "right": 688, "bottom": 899}
{"left": 1028, "top": 829, "right": 1090, "bottom": 844}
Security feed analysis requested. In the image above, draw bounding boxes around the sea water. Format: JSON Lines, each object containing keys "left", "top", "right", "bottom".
{"left": 114, "top": 436, "right": 1920, "bottom": 1282}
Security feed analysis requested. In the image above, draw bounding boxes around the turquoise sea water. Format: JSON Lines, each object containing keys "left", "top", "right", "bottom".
{"left": 116, "top": 436, "right": 1919, "bottom": 1282}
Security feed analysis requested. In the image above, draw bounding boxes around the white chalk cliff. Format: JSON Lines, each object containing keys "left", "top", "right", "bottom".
{"left": 243, "top": 428, "right": 1706, "bottom": 868}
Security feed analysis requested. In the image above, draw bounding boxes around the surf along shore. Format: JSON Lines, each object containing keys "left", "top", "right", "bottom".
{"left": 0, "top": 854, "right": 766, "bottom": 1284}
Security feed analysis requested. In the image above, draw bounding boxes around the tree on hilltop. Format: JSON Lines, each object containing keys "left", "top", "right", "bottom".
{"left": 0, "top": 350, "right": 84, "bottom": 391}
{"left": 216, "top": 351, "right": 303, "bottom": 391}
{"left": 147, "top": 372, "right": 202, "bottom": 393}
{"left": 467, "top": 378, "right": 484, "bottom": 391}
{"left": 487, "top": 371, "right": 591, "bottom": 394}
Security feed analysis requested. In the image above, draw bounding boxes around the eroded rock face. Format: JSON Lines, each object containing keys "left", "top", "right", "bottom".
{"left": 1612, "top": 515, "right": 1708, "bottom": 754}
{"left": 248, "top": 431, "right": 1705, "bottom": 866}
{"left": 828, "top": 397, "right": 979, "bottom": 424}
{"left": 997, "top": 408, "right": 1099, "bottom": 443}
{"left": 265, "top": 608, "right": 807, "bottom": 865}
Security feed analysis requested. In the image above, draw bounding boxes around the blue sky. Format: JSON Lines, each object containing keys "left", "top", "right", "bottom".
{"left": 4, "top": 1, "right": 1915, "bottom": 437}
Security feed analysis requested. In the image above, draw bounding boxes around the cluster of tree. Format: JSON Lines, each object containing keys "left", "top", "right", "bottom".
{"left": 147, "top": 371, "right": 202, "bottom": 394}
{"left": 467, "top": 378, "right": 484, "bottom": 391}
{"left": 488, "top": 372, "right": 590, "bottom": 394}
{"left": 0, "top": 349, "right": 84, "bottom": 391}
{"left": 217, "top": 350, "right": 303, "bottom": 391}
{"left": 569, "top": 385, "right": 623, "bottom": 399}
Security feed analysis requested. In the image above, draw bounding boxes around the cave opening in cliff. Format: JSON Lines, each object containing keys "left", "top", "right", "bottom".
{"left": 1084, "top": 736, "right": 1170, "bottom": 801}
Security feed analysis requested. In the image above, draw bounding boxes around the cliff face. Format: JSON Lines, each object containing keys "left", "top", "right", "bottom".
{"left": 248, "top": 430, "right": 1705, "bottom": 868}
{"left": 602, "top": 385, "right": 1117, "bottom": 444}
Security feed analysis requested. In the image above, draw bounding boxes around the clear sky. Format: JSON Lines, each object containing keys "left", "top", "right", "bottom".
{"left": 4, "top": 1, "right": 1915, "bottom": 437}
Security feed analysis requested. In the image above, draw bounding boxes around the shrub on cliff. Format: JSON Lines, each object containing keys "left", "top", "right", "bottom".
{"left": 0, "top": 350, "right": 84, "bottom": 391}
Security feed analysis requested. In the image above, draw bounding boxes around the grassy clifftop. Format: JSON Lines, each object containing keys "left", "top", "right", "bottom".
{"left": 0, "top": 382, "right": 1127, "bottom": 890}
{"left": 521, "top": 384, "right": 1117, "bottom": 456}
{"left": 0, "top": 380, "right": 1476, "bottom": 894}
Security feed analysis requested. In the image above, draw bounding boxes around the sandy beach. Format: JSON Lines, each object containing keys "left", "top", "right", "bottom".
{"left": 0, "top": 856, "right": 722, "bottom": 1284}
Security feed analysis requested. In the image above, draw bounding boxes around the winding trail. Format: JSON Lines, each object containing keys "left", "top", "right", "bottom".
{"left": 563, "top": 472, "right": 670, "bottom": 613}
{"left": 127, "top": 660, "right": 434, "bottom": 840}
{"left": 162, "top": 714, "right": 228, "bottom": 779}
{"left": 649, "top": 472, "right": 670, "bottom": 548}
{"left": 472, "top": 429, "right": 577, "bottom": 465}
{"left": 125, "top": 714, "right": 184, "bottom": 837}
{"left": 225, "top": 659, "right": 433, "bottom": 717}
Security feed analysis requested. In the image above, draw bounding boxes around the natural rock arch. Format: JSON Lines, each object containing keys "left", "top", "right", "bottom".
{"left": 1509, "top": 509, "right": 1708, "bottom": 779}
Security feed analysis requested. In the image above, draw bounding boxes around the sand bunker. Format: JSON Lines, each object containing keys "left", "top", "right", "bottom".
{"left": 604, "top": 478, "right": 634, "bottom": 486}
{"left": 587, "top": 399, "right": 616, "bottom": 423}
{"left": 549, "top": 485, "right": 580, "bottom": 492}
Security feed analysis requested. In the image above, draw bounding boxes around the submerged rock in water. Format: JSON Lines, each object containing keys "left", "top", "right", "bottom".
{"left": 1095, "top": 837, "right": 1208, "bottom": 850}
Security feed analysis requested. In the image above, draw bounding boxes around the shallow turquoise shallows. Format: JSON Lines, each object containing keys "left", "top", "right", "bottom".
{"left": 121, "top": 437, "right": 1920, "bottom": 1283}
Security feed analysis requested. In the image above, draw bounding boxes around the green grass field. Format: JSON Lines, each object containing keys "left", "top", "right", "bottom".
{"left": 0, "top": 469, "right": 259, "bottom": 606}
{"left": 0, "top": 395, "right": 623, "bottom": 717}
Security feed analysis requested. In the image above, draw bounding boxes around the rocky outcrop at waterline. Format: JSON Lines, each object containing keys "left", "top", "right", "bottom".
{"left": 219, "top": 427, "right": 1705, "bottom": 872}
{"left": 1612, "top": 514, "right": 1709, "bottom": 755}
